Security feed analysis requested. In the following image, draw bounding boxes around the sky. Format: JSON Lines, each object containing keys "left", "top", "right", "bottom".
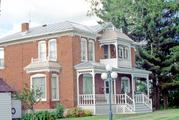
{"left": 0, "top": 0, "right": 99, "bottom": 37}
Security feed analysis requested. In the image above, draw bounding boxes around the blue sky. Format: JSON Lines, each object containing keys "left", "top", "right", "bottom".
{"left": 0, "top": 0, "right": 99, "bottom": 37}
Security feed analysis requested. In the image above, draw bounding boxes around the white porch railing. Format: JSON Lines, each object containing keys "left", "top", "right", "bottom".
{"left": 79, "top": 94, "right": 135, "bottom": 111}
{"left": 135, "top": 93, "right": 152, "bottom": 110}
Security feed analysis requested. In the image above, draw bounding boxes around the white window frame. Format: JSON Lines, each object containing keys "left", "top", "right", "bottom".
{"left": 0, "top": 48, "right": 4, "bottom": 69}
{"left": 51, "top": 74, "right": 59, "bottom": 101}
{"left": 118, "top": 45, "right": 123, "bottom": 59}
{"left": 48, "top": 39, "right": 57, "bottom": 61}
{"left": 121, "top": 77, "right": 130, "bottom": 93}
{"left": 38, "top": 41, "right": 47, "bottom": 61}
{"left": 30, "top": 74, "right": 47, "bottom": 101}
{"left": 124, "top": 47, "right": 129, "bottom": 60}
{"left": 88, "top": 40, "right": 95, "bottom": 61}
{"left": 80, "top": 38, "right": 88, "bottom": 62}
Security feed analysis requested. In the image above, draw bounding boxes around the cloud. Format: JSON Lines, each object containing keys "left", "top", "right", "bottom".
{"left": 0, "top": 0, "right": 98, "bottom": 37}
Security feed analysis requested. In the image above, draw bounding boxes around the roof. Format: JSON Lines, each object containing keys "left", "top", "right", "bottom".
{"left": 74, "top": 61, "right": 105, "bottom": 69}
{"left": 0, "top": 21, "right": 133, "bottom": 44}
{"left": 0, "top": 21, "right": 96, "bottom": 44}
{"left": 0, "top": 79, "right": 15, "bottom": 92}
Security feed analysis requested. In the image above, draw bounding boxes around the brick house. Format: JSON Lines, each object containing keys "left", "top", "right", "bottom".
{"left": 0, "top": 21, "right": 152, "bottom": 114}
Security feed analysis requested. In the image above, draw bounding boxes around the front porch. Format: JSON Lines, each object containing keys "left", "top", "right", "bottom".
{"left": 75, "top": 62, "right": 152, "bottom": 115}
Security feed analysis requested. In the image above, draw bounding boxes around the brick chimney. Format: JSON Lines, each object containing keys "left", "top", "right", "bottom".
{"left": 21, "top": 23, "right": 29, "bottom": 32}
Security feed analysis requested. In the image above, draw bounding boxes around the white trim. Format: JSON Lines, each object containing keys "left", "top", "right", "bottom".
{"left": 48, "top": 39, "right": 57, "bottom": 61}
{"left": 30, "top": 74, "right": 47, "bottom": 101}
{"left": 51, "top": 74, "right": 60, "bottom": 101}
{"left": 38, "top": 41, "right": 47, "bottom": 61}
{"left": 26, "top": 68, "right": 60, "bottom": 73}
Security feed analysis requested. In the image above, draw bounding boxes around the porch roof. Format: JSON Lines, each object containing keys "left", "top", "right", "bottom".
{"left": 75, "top": 62, "right": 151, "bottom": 76}
{"left": 74, "top": 61, "right": 105, "bottom": 70}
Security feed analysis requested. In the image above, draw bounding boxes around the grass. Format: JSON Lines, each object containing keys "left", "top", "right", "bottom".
{"left": 59, "top": 109, "right": 179, "bottom": 120}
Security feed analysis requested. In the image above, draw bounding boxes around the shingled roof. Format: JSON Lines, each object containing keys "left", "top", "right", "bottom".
{"left": 0, "top": 79, "right": 15, "bottom": 92}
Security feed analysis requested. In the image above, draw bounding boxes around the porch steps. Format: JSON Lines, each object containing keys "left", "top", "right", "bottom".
{"left": 135, "top": 103, "right": 152, "bottom": 113}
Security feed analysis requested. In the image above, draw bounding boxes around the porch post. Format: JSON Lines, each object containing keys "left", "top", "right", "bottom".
{"left": 77, "top": 72, "right": 80, "bottom": 106}
{"left": 146, "top": 75, "right": 150, "bottom": 97}
{"left": 131, "top": 74, "right": 135, "bottom": 99}
{"left": 92, "top": 70, "right": 96, "bottom": 114}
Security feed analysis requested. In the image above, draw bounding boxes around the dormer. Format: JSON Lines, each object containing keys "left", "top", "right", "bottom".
{"left": 97, "top": 23, "right": 135, "bottom": 68}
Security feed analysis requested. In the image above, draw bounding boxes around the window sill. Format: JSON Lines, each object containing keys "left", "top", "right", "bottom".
{"left": 0, "top": 66, "right": 5, "bottom": 69}
{"left": 52, "top": 98, "right": 60, "bottom": 102}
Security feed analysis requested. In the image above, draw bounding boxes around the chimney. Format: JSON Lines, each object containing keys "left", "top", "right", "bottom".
{"left": 21, "top": 23, "right": 29, "bottom": 32}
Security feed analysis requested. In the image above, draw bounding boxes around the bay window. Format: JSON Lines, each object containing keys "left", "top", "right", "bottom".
{"left": 31, "top": 74, "right": 46, "bottom": 101}
{"left": 51, "top": 74, "right": 59, "bottom": 101}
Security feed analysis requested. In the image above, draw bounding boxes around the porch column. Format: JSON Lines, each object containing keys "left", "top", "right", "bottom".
{"left": 91, "top": 70, "right": 96, "bottom": 114}
{"left": 114, "top": 42, "right": 118, "bottom": 67}
{"left": 131, "top": 74, "right": 135, "bottom": 99}
{"left": 76, "top": 72, "right": 80, "bottom": 106}
{"left": 146, "top": 75, "right": 150, "bottom": 97}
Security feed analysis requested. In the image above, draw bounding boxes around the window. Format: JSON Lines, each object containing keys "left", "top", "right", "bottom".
{"left": 81, "top": 38, "right": 87, "bottom": 61}
{"left": 0, "top": 48, "right": 4, "bottom": 68}
{"left": 48, "top": 39, "right": 57, "bottom": 61}
{"left": 118, "top": 45, "right": 129, "bottom": 59}
{"left": 88, "top": 40, "right": 95, "bottom": 61}
{"left": 83, "top": 74, "right": 92, "bottom": 94}
{"left": 38, "top": 41, "right": 46, "bottom": 61}
{"left": 118, "top": 46, "right": 123, "bottom": 58}
{"left": 31, "top": 74, "right": 46, "bottom": 101}
{"left": 51, "top": 74, "right": 59, "bottom": 101}
{"left": 104, "top": 45, "right": 109, "bottom": 59}
{"left": 121, "top": 77, "right": 130, "bottom": 93}
{"left": 124, "top": 47, "right": 129, "bottom": 59}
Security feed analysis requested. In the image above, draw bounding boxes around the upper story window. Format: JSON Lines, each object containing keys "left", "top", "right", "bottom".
{"left": 51, "top": 74, "right": 59, "bottom": 101}
{"left": 118, "top": 45, "right": 129, "bottom": 60}
{"left": 81, "top": 38, "right": 87, "bottom": 62}
{"left": 38, "top": 41, "right": 46, "bottom": 61}
{"left": 88, "top": 40, "right": 95, "bottom": 61}
{"left": 0, "top": 48, "right": 4, "bottom": 68}
{"left": 48, "top": 39, "right": 57, "bottom": 61}
{"left": 31, "top": 74, "right": 46, "bottom": 101}
{"left": 104, "top": 45, "right": 109, "bottom": 59}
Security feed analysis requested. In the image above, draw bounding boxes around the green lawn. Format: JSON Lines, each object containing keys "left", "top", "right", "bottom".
{"left": 60, "top": 109, "right": 179, "bottom": 120}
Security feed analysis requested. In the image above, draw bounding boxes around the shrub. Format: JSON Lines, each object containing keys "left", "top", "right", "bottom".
{"left": 22, "top": 111, "right": 55, "bottom": 120}
{"left": 66, "top": 107, "right": 92, "bottom": 118}
{"left": 54, "top": 103, "right": 64, "bottom": 118}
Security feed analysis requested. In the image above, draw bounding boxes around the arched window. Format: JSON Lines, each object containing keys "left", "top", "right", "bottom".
{"left": 81, "top": 38, "right": 87, "bottom": 61}
{"left": 31, "top": 74, "right": 46, "bottom": 101}
{"left": 88, "top": 40, "right": 95, "bottom": 61}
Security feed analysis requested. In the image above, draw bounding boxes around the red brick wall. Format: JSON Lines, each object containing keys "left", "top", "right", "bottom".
{"left": 131, "top": 48, "right": 136, "bottom": 68}
{"left": 0, "top": 35, "right": 81, "bottom": 109}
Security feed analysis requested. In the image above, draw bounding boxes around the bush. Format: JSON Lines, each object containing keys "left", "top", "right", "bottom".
{"left": 66, "top": 107, "right": 92, "bottom": 118}
{"left": 22, "top": 111, "right": 55, "bottom": 120}
{"left": 54, "top": 103, "right": 64, "bottom": 119}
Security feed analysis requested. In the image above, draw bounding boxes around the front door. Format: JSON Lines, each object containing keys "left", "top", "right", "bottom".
{"left": 104, "top": 81, "right": 113, "bottom": 103}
